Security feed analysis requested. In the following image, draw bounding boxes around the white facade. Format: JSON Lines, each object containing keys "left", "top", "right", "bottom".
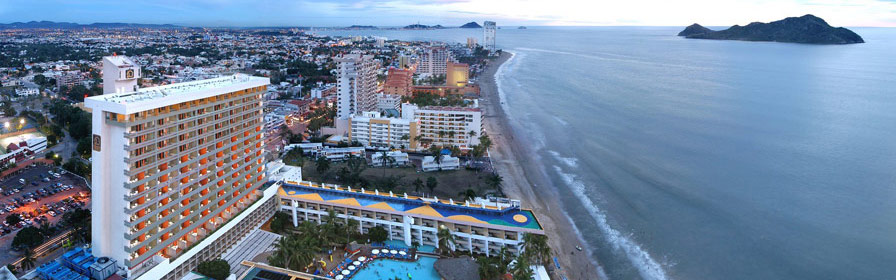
{"left": 314, "top": 147, "right": 365, "bottom": 161}
{"left": 376, "top": 93, "right": 401, "bottom": 113}
{"left": 15, "top": 87, "right": 39, "bottom": 96}
{"left": 349, "top": 113, "right": 418, "bottom": 150}
{"left": 85, "top": 73, "right": 269, "bottom": 279}
{"left": 483, "top": 21, "right": 497, "bottom": 53}
{"left": 283, "top": 142, "right": 323, "bottom": 155}
{"left": 265, "top": 160, "right": 303, "bottom": 183}
{"left": 421, "top": 155, "right": 460, "bottom": 172}
{"left": 418, "top": 47, "right": 453, "bottom": 76}
{"left": 103, "top": 56, "right": 141, "bottom": 94}
{"left": 402, "top": 104, "right": 482, "bottom": 150}
{"left": 370, "top": 151, "right": 409, "bottom": 167}
{"left": 335, "top": 54, "right": 378, "bottom": 119}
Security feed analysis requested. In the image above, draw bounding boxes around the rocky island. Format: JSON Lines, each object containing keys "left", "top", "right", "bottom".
{"left": 678, "top": 14, "right": 864, "bottom": 44}
{"left": 460, "top": 22, "right": 482, "bottom": 28}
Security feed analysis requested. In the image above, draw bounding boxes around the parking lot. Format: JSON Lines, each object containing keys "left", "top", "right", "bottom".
{"left": 0, "top": 163, "right": 90, "bottom": 265}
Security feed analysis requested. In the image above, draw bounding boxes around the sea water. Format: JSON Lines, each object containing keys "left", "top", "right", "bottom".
{"left": 319, "top": 27, "right": 896, "bottom": 280}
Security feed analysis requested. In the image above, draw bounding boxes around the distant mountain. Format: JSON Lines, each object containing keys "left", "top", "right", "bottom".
{"left": 0, "top": 20, "right": 180, "bottom": 29}
{"left": 347, "top": 25, "right": 377, "bottom": 29}
{"left": 460, "top": 22, "right": 482, "bottom": 28}
{"left": 404, "top": 24, "right": 444, "bottom": 30}
{"left": 678, "top": 15, "right": 863, "bottom": 44}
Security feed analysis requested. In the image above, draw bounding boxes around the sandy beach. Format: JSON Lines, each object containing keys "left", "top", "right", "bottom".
{"left": 479, "top": 52, "right": 602, "bottom": 280}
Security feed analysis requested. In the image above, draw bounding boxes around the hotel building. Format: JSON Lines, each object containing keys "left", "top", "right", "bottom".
{"left": 402, "top": 104, "right": 482, "bottom": 150}
{"left": 446, "top": 61, "right": 470, "bottom": 88}
{"left": 336, "top": 54, "right": 378, "bottom": 119}
{"left": 278, "top": 181, "right": 545, "bottom": 257}
{"left": 484, "top": 21, "right": 497, "bottom": 53}
{"left": 383, "top": 68, "right": 413, "bottom": 96}
{"left": 349, "top": 112, "right": 420, "bottom": 150}
{"left": 418, "top": 46, "right": 453, "bottom": 76}
{"left": 86, "top": 61, "right": 272, "bottom": 279}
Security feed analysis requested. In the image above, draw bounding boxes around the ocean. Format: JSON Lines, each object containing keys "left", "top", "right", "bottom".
{"left": 318, "top": 27, "right": 896, "bottom": 279}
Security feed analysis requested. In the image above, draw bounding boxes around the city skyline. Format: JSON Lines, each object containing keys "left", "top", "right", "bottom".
{"left": 0, "top": 0, "right": 895, "bottom": 27}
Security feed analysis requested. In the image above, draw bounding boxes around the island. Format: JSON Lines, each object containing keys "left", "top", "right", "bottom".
{"left": 459, "top": 22, "right": 482, "bottom": 28}
{"left": 677, "top": 14, "right": 864, "bottom": 44}
{"left": 403, "top": 23, "right": 444, "bottom": 30}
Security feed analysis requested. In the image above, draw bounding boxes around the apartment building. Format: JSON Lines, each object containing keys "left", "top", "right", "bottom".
{"left": 56, "top": 71, "right": 84, "bottom": 89}
{"left": 446, "top": 61, "right": 470, "bottom": 87}
{"left": 335, "top": 54, "right": 378, "bottom": 119}
{"left": 85, "top": 67, "right": 270, "bottom": 279}
{"left": 402, "top": 104, "right": 482, "bottom": 150}
{"left": 383, "top": 68, "right": 413, "bottom": 96}
{"left": 349, "top": 112, "right": 419, "bottom": 150}
{"left": 484, "top": 21, "right": 497, "bottom": 53}
{"left": 418, "top": 46, "right": 453, "bottom": 76}
{"left": 376, "top": 93, "right": 402, "bottom": 113}
{"left": 278, "top": 181, "right": 545, "bottom": 257}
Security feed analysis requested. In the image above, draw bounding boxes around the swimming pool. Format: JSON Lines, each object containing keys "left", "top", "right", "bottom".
{"left": 351, "top": 256, "right": 440, "bottom": 280}
{"left": 383, "top": 240, "right": 436, "bottom": 253}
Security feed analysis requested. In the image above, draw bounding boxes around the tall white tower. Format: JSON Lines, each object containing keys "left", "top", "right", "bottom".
{"left": 103, "top": 55, "right": 141, "bottom": 94}
{"left": 335, "top": 54, "right": 378, "bottom": 119}
{"left": 484, "top": 21, "right": 496, "bottom": 53}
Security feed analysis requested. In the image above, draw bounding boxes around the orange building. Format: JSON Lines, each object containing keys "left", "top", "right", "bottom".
{"left": 384, "top": 68, "right": 414, "bottom": 96}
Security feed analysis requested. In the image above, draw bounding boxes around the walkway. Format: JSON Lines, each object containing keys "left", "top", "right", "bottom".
{"left": 221, "top": 229, "right": 281, "bottom": 277}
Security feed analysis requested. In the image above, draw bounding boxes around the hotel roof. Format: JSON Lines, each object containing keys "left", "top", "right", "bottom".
{"left": 279, "top": 182, "right": 542, "bottom": 231}
{"left": 85, "top": 74, "right": 269, "bottom": 114}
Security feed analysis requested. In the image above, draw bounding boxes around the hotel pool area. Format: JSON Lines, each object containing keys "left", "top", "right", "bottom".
{"left": 351, "top": 256, "right": 440, "bottom": 280}
{"left": 384, "top": 240, "right": 436, "bottom": 253}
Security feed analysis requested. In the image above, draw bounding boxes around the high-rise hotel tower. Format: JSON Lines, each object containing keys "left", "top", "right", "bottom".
{"left": 86, "top": 57, "right": 270, "bottom": 279}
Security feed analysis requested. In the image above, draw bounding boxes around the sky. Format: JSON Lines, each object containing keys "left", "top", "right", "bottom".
{"left": 0, "top": 0, "right": 894, "bottom": 27}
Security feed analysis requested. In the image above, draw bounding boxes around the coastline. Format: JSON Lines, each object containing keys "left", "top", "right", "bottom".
{"left": 479, "top": 51, "right": 603, "bottom": 280}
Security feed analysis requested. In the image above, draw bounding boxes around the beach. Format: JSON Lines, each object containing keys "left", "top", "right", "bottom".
{"left": 479, "top": 51, "right": 602, "bottom": 280}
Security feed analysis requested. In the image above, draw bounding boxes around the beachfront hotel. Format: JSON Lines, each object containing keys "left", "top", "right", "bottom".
{"left": 402, "top": 104, "right": 483, "bottom": 150}
{"left": 483, "top": 21, "right": 497, "bottom": 53}
{"left": 348, "top": 111, "right": 420, "bottom": 150}
{"left": 418, "top": 46, "right": 454, "bottom": 76}
{"left": 278, "top": 181, "right": 545, "bottom": 257}
{"left": 85, "top": 57, "right": 275, "bottom": 279}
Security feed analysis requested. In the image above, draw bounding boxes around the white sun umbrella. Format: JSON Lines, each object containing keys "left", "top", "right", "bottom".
{"left": 342, "top": 270, "right": 350, "bottom": 275}
{"left": 348, "top": 265, "right": 356, "bottom": 270}
{"left": 399, "top": 251, "right": 407, "bottom": 255}
{"left": 353, "top": 261, "right": 361, "bottom": 266}
{"left": 358, "top": 256, "right": 367, "bottom": 261}
{"left": 390, "top": 250, "right": 398, "bottom": 254}
{"left": 335, "top": 276, "right": 344, "bottom": 280}
{"left": 372, "top": 249, "right": 380, "bottom": 255}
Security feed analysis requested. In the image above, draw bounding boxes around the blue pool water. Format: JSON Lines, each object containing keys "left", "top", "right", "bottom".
{"left": 383, "top": 240, "right": 436, "bottom": 253}
{"left": 352, "top": 256, "right": 440, "bottom": 280}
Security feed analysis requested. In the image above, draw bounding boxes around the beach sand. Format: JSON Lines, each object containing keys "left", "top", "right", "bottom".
{"left": 479, "top": 52, "right": 602, "bottom": 280}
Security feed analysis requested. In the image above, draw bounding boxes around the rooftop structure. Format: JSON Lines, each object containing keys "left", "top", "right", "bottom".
{"left": 278, "top": 181, "right": 543, "bottom": 256}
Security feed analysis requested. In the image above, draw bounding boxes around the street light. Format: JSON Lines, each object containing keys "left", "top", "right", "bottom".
{"left": 19, "top": 118, "right": 25, "bottom": 125}
{"left": 3, "top": 122, "right": 8, "bottom": 128}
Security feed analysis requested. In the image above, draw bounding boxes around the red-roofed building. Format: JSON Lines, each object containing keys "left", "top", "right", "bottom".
{"left": 384, "top": 68, "right": 414, "bottom": 96}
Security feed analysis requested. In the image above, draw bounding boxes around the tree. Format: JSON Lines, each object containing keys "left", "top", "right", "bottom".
{"left": 62, "top": 208, "right": 91, "bottom": 243}
{"left": 315, "top": 156, "right": 330, "bottom": 176}
{"left": 6, "top": 214, "right": 21, "bottom": 226}
{"left": 412, "top": 178, "right": 425, "bottom": 193}
{"left": 196, "top": 259, "right": 230, "bottom": 280}
{"left": 458, "top": 188, "right": 477, "bottom": 202}
{"left": 479, "top": 134, "right": 492, "bottom": 150}
{"left": 511, "top": 254, "right": 534, "bottom": 280}
{"left": 76, "top": 137, "right": 91, "bottom": 157}
{"left": 270, "top": 212, "right": 290, "bottom": 234}
{"left": 521, "top": 233, "right": 551, "bottom": 266}
{"left": 19, "top": 248, "right": 35, "bottom": 271}
{"left": 282, "top": 148, "right": 305, "bottom": 167}
{"left": 12, "top": 227, "right": 44, "bottom": 249}
{"left": 437, "top": 227, "right": 456, "bottom": 256}
{"left": 426, "top": 176, "right": 438, "bottom": 194}
{"left": 486, "top": 173, "right": 503, "bottom": 192}
{"left": 6, "top": 264, "right": 17, "bottom": 275}
{"left": 368, "top": 226, "right": 388, "bottom": 243}
{"left": 343, "top": 218, "right": 360, "bottom": 244}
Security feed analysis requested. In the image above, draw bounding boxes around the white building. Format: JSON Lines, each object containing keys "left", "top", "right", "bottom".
{"left": 85, "top": 60, "right": 270, "bottom": 280}
{"left": 349, "top": 112, "right": 419, "bottom": 150}
{"left": 376, "top": 93, "right": 402, "bottom": 113}
{"left": 483, "top": 21, "right": 497, "bottom": 53}
{"left": 314, "top": 147, "right": 365, "bottom": 161}
{"left": 283, "top": 142, "right": 323, "bottom": 155}
{"left": 15, "top": 87, "right": 39, "bottom": 97}
{"left": 421, "top": 155, "right": 460, "bottom": 172}
{"left": 418, "top": 46, "right": 453, "bottom": 76}
{"left": 370, "top": 151, "right": 409, "bottom": 167}
{"left": 402, "top": 104, "right": 482, "bottom": 150}
{"left": 265, "top": 160, "right": 303, "bottom": 183}
{"left": 335, "top": 54, "right": 378, "bottom": 119}
{"left": 278, "top": 181, "right": 545, "bottom": 257}
{"left": 103, "top": 55, "right": 141, "bottom": 94}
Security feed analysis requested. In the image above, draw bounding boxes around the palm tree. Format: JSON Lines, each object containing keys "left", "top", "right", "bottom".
{"left": 412, "top": 178, "right": 424, "bottom": 194}
{"left": 510, "top": 254, "right": 534, "bottom": 280}
{"left": 486, "top": 173, "right": 503, "bottom": 192}
{"left": 521, "top": 233, "right": 551, "bottom": 266}
{"left": 468, "top": 130, "right": 477, "bottom": 138}
{"left": 19, "top": 248, "right": 35, "bottom": 271}
{"left": 458, "top": 188, "right": 477, "bottom": 203}
{"left": 344, "top": 218, "right": 360, "bottom": 244}
{"left": 436, "top": 226, "right": 456, "bottom": 257}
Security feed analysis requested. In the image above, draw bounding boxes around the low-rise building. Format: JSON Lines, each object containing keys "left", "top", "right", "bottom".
{"left": 278, "top": 181, "right": 544, "bottom": 257}
{"left": 349, "top": 112, "right": 419, "bottom": 150}
{"left": 402, "top": 104, "right": 482, "bottom": 150}
{"left": 370, "top": 151, "right": 409, "bottom": 167}
{"left": 421, "top": 155, "right": 460, "bottom": 171}
{"left": 315, "top": 147, "right": 365, "bottom": 161}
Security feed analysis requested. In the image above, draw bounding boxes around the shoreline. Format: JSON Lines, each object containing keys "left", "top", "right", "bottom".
{"left": 479, "top": 51, "right": 603, "bottom": 279}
